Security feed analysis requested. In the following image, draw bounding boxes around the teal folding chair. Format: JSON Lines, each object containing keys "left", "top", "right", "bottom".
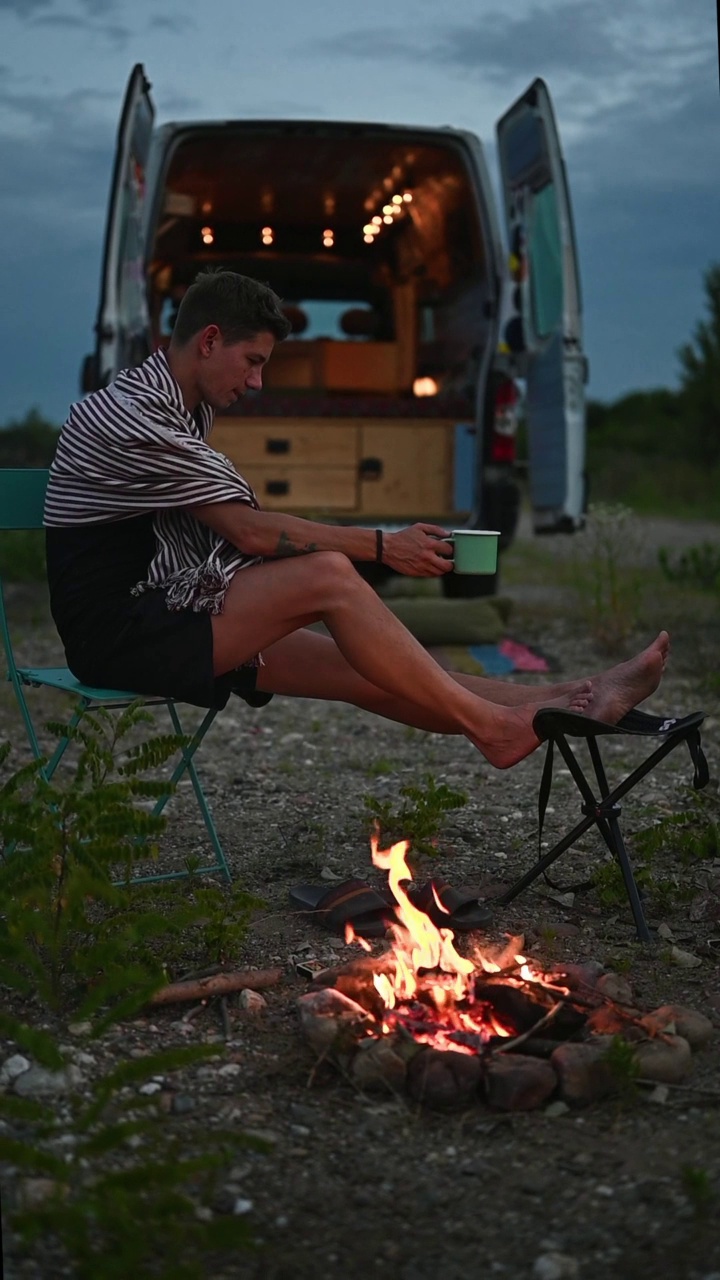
{"left": 0, "top": 468, "right": 231, "bottom": 885}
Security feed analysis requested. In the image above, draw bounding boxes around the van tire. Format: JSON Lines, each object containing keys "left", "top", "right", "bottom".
{"left": 441, "top": 568, "right": 499, "bottom": 599}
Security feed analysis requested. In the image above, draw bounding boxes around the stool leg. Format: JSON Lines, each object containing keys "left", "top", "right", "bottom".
{"left": 604, "top": 813, "right": 653, "bottom": 943}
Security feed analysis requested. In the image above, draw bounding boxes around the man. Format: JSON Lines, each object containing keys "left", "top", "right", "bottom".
{"left": 45, "top": 270, "right": 668, "bottom": 770}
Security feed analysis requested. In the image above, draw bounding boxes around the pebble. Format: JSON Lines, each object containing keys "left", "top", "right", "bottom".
{"left": 532, "top": 1253, "right": 580, "bottom": 1280}
{"left": 171, "top": 1094, "right": 196, "bottom": 1115}
{"left": 544, "top": 1100, "right": 570, "bottom": 1117}
{"left": 0, "top": 1054, "right": 31, "bottom": 1087}
{"left": 238, "top": 989, "right": 267, "bottom": 1014}
{"left": 233, "top": 1197, "right": 254, "bottom": 1215}
{"left": 67, "top": 1021, "right": 92, "bottom": 1037}
{"left": 138, "top": 1081, "right": 163, "bottom": 1095}
{"left": 670, "top": 945, "right": 702, "bottom": 969}
{"left": 13, "top": 1064, "right": 83, "bottom": 1098}
{"left": 218, "top": 1063, "right": 242, "bottom": 1077}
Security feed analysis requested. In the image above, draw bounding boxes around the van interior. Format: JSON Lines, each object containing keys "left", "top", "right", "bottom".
{"left": 147, "top": 126, "right": 493, "bottom": 422}
{"left": 141, "top": 125, "right": 509, "bottom": 524}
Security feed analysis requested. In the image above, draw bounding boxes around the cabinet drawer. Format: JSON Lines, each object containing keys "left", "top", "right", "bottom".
{"left": 211, "top": 422, "right": 358, "bottom": 468}
{"left": 240, "top": 466, "right": 358, "bottom": 511}
{"left": 358, "top": 424, "right": 451, "bottom": 516}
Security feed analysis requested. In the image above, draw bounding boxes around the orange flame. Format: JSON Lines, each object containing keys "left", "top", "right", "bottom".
{"left": 369, "top": 834, "right": 474, "bottom": 1009}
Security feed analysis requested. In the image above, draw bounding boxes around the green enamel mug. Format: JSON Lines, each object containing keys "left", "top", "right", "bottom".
{"left": 450, "top": 529, "right": 500, "bottom": 575}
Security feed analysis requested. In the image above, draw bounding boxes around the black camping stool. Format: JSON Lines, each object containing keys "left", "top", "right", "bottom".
{"left": 495, "top": 708, "right": 710, "bottom": 943}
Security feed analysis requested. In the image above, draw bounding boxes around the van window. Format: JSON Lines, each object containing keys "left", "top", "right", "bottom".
{"left": 528, "top": 184, "right": 562, "bottom": 338}
{"left": 296, "top": 301, "right": 374, "bottom": 341}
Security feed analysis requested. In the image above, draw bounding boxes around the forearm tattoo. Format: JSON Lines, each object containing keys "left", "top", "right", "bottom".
{"left": 273, "top": 530, "right": 319, "bottom": 558}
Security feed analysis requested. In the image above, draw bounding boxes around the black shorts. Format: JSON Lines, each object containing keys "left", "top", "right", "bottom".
{"left": 64, "top": 588, "right": 273, "bottom": 712}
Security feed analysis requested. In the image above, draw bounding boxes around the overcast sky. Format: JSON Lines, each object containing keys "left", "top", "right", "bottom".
{"left": 0, "top": 0, "right": 718, "bottom": 424}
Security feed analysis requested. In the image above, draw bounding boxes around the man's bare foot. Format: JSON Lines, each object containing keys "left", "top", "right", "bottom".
{"left": 589, "top": 632, "right": 669, "bottom": 724}
{"left": 471, "top": 682, "right": 592, "bottom": 769}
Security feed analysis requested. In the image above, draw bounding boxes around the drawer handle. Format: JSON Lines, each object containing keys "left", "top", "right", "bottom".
{"left": 266, "top": 480, "right": 290, "bottom": 496}
{"left": 359, "top": 457, "right": 383, "bottom": 480}
{"left": 266, "top": 438, "right": 290, "bottom": 454}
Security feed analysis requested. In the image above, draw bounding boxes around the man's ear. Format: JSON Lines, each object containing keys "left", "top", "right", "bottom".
{"left": 199, "top": 324, "right": 221, "bottom": 356}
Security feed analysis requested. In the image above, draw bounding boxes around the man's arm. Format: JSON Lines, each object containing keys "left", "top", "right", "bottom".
{"left": 187, "top": 501, "right": 454, "bottom": 577}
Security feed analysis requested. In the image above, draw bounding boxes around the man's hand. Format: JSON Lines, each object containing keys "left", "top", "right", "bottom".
{"left": 382, "top": 524, "right": 454, "bottom": 577}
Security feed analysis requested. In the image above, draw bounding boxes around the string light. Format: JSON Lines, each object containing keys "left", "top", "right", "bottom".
{"left": 323, "top": 228, "right": 334, "bottom": 248}
{"left": 201, "top": 225, "right": 214, "bottom": 245}
{"left": 261, "top": 225, "right": 274, "bottom": 246}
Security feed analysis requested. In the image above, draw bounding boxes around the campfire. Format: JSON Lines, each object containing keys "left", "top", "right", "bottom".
{"left": 297, "top": 836, "right": 714, "bottom": 1110}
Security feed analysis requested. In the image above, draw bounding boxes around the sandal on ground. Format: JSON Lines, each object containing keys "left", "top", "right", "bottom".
{"left": 406, "top": 878, "right": 493, "bottom": 931}
{"left": 289, "top": 879, "right": 397, "bottom": 939}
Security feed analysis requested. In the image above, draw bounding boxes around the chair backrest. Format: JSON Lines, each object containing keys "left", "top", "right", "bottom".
{"left": 0, "top": 468, "right": 50, "bottom": 531}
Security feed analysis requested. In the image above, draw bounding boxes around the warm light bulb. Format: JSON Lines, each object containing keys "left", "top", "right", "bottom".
{"left": 413, "top": 377, "right": 439, "bottom": 397}
{"left": 383, "top": 215, "right": 393, "bottom": 224}
{"left": 391, "top": 194, "right": 403, "bottom": 205}
{"left": 402, "top": 191, "right": 413, "bottom": 202}
{"left": 201, "top": 225, "right": 214, "bottom": 245}
{"left": 372, "top": 215, "right": 382, "bottom": 226}
{"left": 382, "top": 204, "right": 394, "bottom": 215}
{"left": 363, "top": 234, "right": 374, "bottom": 243}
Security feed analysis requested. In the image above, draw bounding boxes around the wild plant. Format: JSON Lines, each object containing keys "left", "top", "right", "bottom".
{"left": 0, "top": 1042, "right": 256, "bottom": 1278}
{"left": 568, "top": 502, "right": 645, "bottom": 651}
{"left": 364, "top": 773, "right": 468, "bottom": 856}
{"left": 0, "top": 706, "right": 257, "bottom": 1029}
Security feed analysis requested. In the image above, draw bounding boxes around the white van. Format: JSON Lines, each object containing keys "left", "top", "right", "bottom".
{"left": 82, "top": 64, "right": 587, "bottom": 596}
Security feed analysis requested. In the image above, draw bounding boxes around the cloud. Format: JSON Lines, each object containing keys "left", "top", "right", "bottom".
{"left": 30, "top": 11, "right": 129, "bottom": 41}
{"left": 148, "top": 13, "right": 195, "bottom": 34}
{"left": 1, "top": 0, "right": 128, "bottom": 42}
{"left": 0, "top": 0, "right": 52, "bottom": 12}
{"left": 313, "top": 0, "right": 711, "bottom": 121}
{"left": 0, "top": 0, "right": 119, "bottom": 12}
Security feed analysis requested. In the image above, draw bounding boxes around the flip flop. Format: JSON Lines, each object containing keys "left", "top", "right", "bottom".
{"left": 289, "top": 879, "right": 397, "bottom": 939}
{"left": 406, "top": 878, "right": 493, "bottom": 931}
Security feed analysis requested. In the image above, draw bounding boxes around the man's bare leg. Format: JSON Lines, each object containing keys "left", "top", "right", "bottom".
{"left": 210, "top": 553, "right": 590, "bottom": 768}
{"left": 256, "top": 629, "right": 669, "bottom": 732}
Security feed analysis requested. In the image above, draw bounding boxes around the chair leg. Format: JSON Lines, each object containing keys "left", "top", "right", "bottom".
{"left": 123, "top": 704, "right": 231, "bottom": 886}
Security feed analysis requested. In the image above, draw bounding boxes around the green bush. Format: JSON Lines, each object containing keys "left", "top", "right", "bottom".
{"left": 0, "top": 409, "right": 59, "bottom": 467}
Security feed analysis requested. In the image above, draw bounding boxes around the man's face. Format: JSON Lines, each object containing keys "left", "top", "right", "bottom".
{"left": 199, "top": 328, "right": 275, "bottom": 408}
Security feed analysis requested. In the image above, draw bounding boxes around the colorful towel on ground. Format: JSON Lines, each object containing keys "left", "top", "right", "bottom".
{"left": 429, "top": 639, "right": 553, "bottom": 676}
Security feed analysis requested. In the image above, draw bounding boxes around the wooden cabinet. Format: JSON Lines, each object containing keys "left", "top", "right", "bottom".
{"left": 211, "top": 420, "right": 359, "bottom": 511}
{"left": 357, "top": 422, "right": 451, "bottom": 518}
{"left": 211, "top": 417, "right": 458, "bottom": 518}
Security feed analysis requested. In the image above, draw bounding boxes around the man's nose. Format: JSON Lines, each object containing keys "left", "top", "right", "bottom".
{"left": 246, "top": 367, "right": 263, "bottom": 390}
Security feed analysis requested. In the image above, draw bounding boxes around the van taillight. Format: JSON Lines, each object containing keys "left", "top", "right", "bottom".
{"left": 491, "top": 379, "right": 519, "bottom": 463}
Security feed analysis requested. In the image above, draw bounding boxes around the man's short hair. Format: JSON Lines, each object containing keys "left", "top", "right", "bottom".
{"left": 172, "top": 270, "right": 292, "bottom": 346}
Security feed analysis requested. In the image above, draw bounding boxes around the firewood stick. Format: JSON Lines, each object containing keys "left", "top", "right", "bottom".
{"left": 496, "top": 1001, "right": 563, "bottom": 1053}
{"left": 149, "top": 967, "right": 283, "bottom": 1005}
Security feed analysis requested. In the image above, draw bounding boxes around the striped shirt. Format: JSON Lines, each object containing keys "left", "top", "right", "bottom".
{"left": 45, "top": 348, "right": 260, "bottom": 613}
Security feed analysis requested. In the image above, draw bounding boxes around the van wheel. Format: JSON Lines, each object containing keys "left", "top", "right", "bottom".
{"left": 441, "top": 569, "right": 499, "bottom": 599}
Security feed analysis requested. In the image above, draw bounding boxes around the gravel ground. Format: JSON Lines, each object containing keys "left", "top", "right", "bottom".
{"left": 1, "top": 517, "right": 720, "bottom": 1280}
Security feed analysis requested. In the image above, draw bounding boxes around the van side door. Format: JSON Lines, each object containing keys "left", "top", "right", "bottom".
{"left": 496, "top": 78, "right": 587, "bottom": 532}
{"left": 92, "top": 64, "right": 155, "bottom": 388}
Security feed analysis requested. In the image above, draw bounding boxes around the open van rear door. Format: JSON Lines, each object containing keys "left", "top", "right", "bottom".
{"left": 92, "top": 64, "right": 154, "bottom": 388}
{"left": 496, "top": 78, "right": 586, "bottom": 532}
